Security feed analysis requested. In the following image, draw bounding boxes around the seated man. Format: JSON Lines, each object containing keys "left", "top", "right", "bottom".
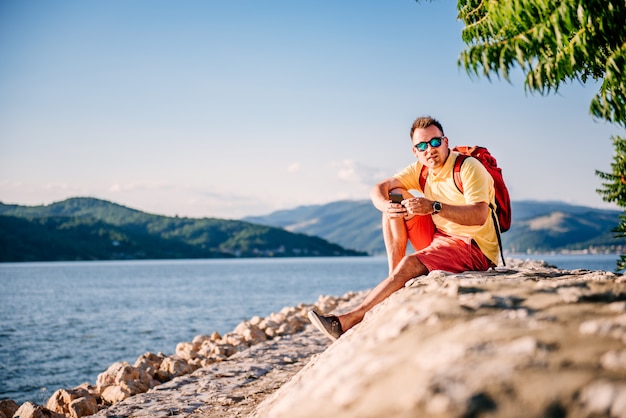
{"left": 308, "top": 115, "right": 499, "bottom": 341}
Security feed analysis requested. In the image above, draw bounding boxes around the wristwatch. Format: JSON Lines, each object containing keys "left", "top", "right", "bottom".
{"left": 432, "top": 201, "right": 442, "bottom": 214}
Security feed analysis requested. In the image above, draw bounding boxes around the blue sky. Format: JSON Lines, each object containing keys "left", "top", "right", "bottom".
{"left": 1, "top": 0, "right": 623, "bottom": 219}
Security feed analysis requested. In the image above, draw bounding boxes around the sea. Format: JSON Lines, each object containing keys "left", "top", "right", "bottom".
{"left": 0, "top": 254, "right": 621, "bottom": 405}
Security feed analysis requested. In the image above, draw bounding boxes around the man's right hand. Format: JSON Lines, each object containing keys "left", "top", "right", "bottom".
{"left": 386, "top": 199, "right": 409, "bottom": 218}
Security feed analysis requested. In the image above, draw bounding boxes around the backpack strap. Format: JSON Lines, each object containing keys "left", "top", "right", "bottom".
{"left": 419, "top": 164, "right": 428, "bottom": 192}
{"left": 491, "top": 208, "right": 506, "bottom": 267}
{"left": 453, "top": 154, "right": 467, "bottom": 193}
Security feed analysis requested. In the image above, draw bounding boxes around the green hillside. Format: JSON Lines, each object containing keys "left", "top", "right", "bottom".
{"left": 0, "top": 198, "right": 365, "bottom": 262}
{"left": 3, "top": 197, "right": 622, "bottom": 262}
{"left": 245, "top": 200, "right": 625, "bottom": 255}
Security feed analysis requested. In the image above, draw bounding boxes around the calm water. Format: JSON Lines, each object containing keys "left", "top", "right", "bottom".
{"left": 0, "top": 254, "right": 620, "bottom": 404}
{"left": 0, "top": 257, "right": 387, "bottom": 404}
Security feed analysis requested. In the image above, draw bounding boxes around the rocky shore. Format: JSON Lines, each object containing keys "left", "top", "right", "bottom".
{"left": 3, "top": 258, "right": 626, "bottom": 418}
{"left": 0, "top": 289, "right": 362, "bottom": 418}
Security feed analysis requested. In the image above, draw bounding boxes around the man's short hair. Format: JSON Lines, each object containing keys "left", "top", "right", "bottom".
{"left": 410, "top": 116, "right": 444, "bottom": 139}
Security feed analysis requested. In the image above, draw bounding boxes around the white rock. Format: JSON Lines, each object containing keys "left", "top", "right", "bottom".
{"left": 100, "top": 385, "right": 131, "bottom": 404}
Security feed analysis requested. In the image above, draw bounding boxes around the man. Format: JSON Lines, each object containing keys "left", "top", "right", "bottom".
{"left": 308, "top": 116, "right": 500, "bottom": 341}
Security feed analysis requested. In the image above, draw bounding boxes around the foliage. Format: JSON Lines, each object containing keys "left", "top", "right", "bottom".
{"left": 455, "top": 0, "right": 626, "bottom": 126}
{"left": 596, "top": 135, "right": 626, "bottom": 269}
{"left": 596, "top": 136, "right": 626, "bottom": 204}
{"left": 420, "top": 0, "right": 626, "bottom": 269}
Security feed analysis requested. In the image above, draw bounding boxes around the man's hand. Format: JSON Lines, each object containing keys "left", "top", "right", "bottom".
{"left": 401, "top": 197, "right": 434, "bottom": 216}
{"left": 385, "top": 199, "right": 408, "bottom": 218}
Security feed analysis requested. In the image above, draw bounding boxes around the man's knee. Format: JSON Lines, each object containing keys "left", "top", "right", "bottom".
{"left": 393, "top": 254, "right": 427, "bottom": 279}
{"left": 383, "top": 213, "right": 409, "bottom": 241}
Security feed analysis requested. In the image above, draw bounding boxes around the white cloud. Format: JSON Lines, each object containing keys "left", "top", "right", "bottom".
{"left": 287, "top": 162, "right": 301, "bottom": 173}
{"left": 333, "top": 159, "right": 386, "bottom": 187}
{"left": 335, "top": 160, "right": 359, "bottom": 182}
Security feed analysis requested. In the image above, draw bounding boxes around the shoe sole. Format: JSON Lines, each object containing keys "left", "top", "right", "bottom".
{"left": 307, "top": 311, "right": 338, "bottom": 341}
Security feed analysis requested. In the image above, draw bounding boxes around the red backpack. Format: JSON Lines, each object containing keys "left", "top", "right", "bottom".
{"left": 419, "top": 145, "right": 512, "bottom": 264}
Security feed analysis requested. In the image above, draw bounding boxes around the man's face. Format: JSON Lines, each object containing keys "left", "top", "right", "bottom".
{"left": 411, "top": 125, "right": 449, "bottom": 170}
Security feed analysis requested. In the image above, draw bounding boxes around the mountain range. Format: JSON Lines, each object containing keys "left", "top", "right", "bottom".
{"left": 244, "top": 200, "right": 625, "bottom": 255}
{"left": 0, "top": 198, "right": 364, "bottom": 262}
{"left": 1, "top": 197, "right": 623, "bottom": 262}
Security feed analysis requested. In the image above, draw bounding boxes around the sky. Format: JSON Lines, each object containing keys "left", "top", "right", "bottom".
{"left": 1, "top": 0, "right": 623, "bottom": 219}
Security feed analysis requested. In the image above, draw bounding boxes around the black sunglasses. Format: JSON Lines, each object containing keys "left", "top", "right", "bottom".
{"left": 414, "top": 136, "right": 444, "bottom": 152}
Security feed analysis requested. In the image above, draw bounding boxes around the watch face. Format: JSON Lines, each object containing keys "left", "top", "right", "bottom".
{"left": 433, "top": 201, "right": 442, "bottom": 213}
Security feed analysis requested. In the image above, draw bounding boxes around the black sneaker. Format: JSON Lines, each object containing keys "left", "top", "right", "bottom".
{"left": 307, "top": 310, "right": 344, "bottom": 341}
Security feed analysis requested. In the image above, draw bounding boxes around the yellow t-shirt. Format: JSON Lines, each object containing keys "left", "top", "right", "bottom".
{"left": 393, "top": 151, "right": 499, "bottom": 264}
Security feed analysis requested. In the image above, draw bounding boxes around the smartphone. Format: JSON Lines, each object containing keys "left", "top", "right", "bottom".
{"left": 389, "top": 193, "right": 404, "bottom": 205}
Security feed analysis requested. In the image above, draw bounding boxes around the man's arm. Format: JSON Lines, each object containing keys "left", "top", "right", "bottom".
{"left": 402, "top": 197, "right": 489, "bottom": 226}
{"left": 370, "top": 177, "right": 408, "bottom": 217}
{"left": 427, "top": 200, "right": 488, "bottom": 226}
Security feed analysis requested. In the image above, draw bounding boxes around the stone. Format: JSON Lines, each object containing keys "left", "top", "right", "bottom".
{"left": 0, "top": 400, "right": 19, "bottom": 418}
{"left": 276, "top": 323, "right": 294, "bottom": 336}
{"left": 45, "top": 387, "right": 90, "bottom": 415}
{"left": 113, "top": 362, "right": 140, "bottom": 384}
{"left": 579, "top": 380, "right": 626, "bottom": 416}
{"left": 315, "top": 295, "right": 338, "bottom": 313}
{"left": 94, "top": 359, "right": 156, "bottom": 404}
{"left": 121, "top": 379, "right": 150, "bottom": 396}
{"left": 250, "top": 315, "right": 263, "bottom": 326}
{"left": 264, "top": 326, "right": 277, "bottom": 339}
{"left": 191, "top": 334, "right": 211, "bottom": 345}
{"left": 156, "top": 355, "right": 194, "bottom": 382}
{"left": 197, "top": 340, "right": 217, "bottom": 357}
{"left": 12, "top": 401, "right": 65, "bottom": 418}
{"left": 241, "top": 324, "right": 268, "bottom": 344}
{"left": 134, "top": 351, "right": 165, "bottom": 376}
{"left": 175, "top": 341, "right": 197, "bottom": 360}
{"left": 100, "top": 385, "right": 131, "bottom": 404}
{"left": 96, "top": 361, "right": 131, "bottom": 391}
{"left": 211, "top": 342, "right": 237, "bottom": 357}
{"left": 68, "top": 396, "right": 98, "bottom": 418}
{"left": 601, "top": 349, "right": 626, "bottom": 371}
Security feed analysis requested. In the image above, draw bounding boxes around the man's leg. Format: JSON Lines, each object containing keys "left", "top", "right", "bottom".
{"left": 382, "top": 214, "right": 409, "bottom": 275}
{"left": 382, "top": 188, "right": 414, "bottom": 274}
{"left": 337, "top": 253, "right": 428, "bottom": 331}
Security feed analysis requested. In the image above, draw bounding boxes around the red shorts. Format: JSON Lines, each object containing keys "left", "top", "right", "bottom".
{"left": 406, "top": 217, "right": 492, "bottom": 273}
{"left": 406, "top": 215, "right": 436, "bottom": 251}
